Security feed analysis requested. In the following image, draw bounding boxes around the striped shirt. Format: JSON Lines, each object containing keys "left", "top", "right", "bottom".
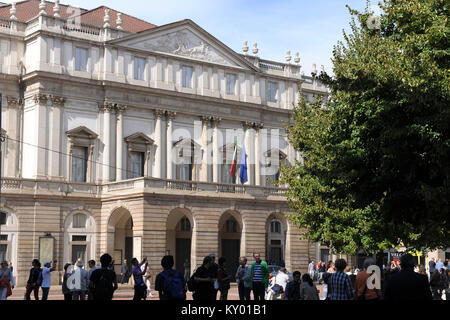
{"left": 253, "top": 262, "right": 263, "bottom": 282}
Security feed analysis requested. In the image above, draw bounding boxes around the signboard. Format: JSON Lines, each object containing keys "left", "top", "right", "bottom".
{"left": 39, "top": 236, "right": 55, "bottom": 263}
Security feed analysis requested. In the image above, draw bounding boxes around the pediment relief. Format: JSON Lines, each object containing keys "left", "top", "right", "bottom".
{"left": 111, "top": 20, "right": 255, "bottom": 70}
{"left": 66, "top": 126, "right": 98, "bottom": 140}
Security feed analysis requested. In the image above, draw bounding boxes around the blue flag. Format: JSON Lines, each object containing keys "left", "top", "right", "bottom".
{"left": 239, "top": 143, "right": 248, "bottom": 184}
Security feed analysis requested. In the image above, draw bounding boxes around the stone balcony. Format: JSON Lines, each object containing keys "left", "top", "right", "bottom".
{"left": 0, "top": 177, "right": 287, "bottom": 201}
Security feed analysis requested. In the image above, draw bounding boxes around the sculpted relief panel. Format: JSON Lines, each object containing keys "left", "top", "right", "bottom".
{"left": 130, "top": 29, "right": 235, "bottom": 66}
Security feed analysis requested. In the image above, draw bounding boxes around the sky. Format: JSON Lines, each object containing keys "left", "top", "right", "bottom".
{"left": 4, "top": 0, "right": 371, "bottom": 74}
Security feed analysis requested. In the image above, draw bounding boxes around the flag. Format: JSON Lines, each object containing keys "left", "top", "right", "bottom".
{"left": 230, "top": 137, "right": 238, "bottom": 179}
{"left": 239, "top": 143, "right": 248, "bottom": 184}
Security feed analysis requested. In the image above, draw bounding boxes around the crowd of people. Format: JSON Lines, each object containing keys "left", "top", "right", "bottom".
{"left": 0, "top": 252, "right": 448, "bottom": 301}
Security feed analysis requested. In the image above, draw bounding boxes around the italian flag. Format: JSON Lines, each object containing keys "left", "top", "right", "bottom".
{"left": 230, "top": 137, "right": 238, "bottom": 179}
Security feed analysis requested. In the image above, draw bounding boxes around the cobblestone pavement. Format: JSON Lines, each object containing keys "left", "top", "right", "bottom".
{"left": 7, "top": 283, "right": 325, "bottom": 301}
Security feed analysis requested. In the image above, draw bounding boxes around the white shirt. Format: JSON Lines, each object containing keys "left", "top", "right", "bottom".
{"left": 275, "top": 272, "right": 290, "bottom": 291}
{"left": 70, "top": 268, "right": 89, "bottom": 291}
{"left": 41, "top": 267, "right": 51, "bottom": 288}
{"left": 308, "top": 263, "right": 315, "bottom": 273}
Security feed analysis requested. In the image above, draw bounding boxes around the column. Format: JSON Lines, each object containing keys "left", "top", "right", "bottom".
{"left": 153, "top": 109, "right": 164, "bottom": 179}
{"left": 243, "top": 122, "right": 254, "bottom": 185}
{"left": 49, "top": 95, "right": 65, "bottom": 180}
{"left": 212, "top": 117, "right": 221, "bottom": 183}
{"left": 166, "top": 111, "right": 176, "bottom": 180}
{"left": 99, "top": 100, "right": 114, "bottom": 182}
{"left": 254, "top": 123, "right": 263, "bottom": 186}
{"left": 34, "top": 93, "right": 48, "bottom": 179}
{"left": 5, "top": 97, "right": 21, "bottom": 178}
{"left": 115, "top": 104, "right": 127, "bottom": 181}
{"left": 200, "top": 116, "right": 210, "bottom": 182}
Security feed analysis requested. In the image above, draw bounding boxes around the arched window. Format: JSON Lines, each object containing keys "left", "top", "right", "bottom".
{"left": 179, "top": 217, "right": 191, "bottom": 232}
{"left": 270, "top": 220, "right": 281, "bottom": 233}
{"left": 73, "top": 213, "right": 87, "bottom": 228}
{"left": 226, "top": 219, "right": 237, "bottom": 233}
{"left": 0, "top": 212, "right": 6, "bottom": 225}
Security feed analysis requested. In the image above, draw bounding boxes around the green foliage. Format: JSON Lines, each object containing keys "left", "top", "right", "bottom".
{"left": 281, "top": 0, "right": 449, "bottom": 255}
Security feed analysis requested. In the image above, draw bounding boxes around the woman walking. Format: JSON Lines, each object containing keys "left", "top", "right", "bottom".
{"left": 0, "top": 261, "right": 15, "bottom": 300}
{"left": 62, "top": 263, "right": 73, "bottom": 301}
{"left": 300, "top": 274, "right": 320, "bottom": 300}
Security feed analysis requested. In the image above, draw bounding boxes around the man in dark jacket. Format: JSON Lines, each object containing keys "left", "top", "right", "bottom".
{"left": 384, "top": 254, "right": 432, "bottom": 300}
{"left": 120, "top": 259, "right": 130, "bottom": 284}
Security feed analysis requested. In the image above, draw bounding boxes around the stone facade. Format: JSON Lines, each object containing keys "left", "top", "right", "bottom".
{"left": 0, "top": 1, "right": 332, "bottom": 286}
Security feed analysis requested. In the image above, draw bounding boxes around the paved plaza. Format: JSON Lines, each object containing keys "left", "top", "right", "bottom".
{"left": 7, "top": 283, "right": 325, "bottom": 301}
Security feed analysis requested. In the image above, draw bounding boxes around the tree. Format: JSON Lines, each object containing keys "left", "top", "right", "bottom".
{"left": 281, "top": 0, "right": 449, "bottom": 255}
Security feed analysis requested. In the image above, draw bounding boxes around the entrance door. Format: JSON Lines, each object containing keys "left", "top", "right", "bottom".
{"left": 71, "top": 245, "right": 86, "bottom": 264}
{"left": 175, "top": 238, "right": 191, "bottom": 274}
{"left": 0, "top": 244, "right": 7, "bottom": 262}
{"left": 125, "top": 237, "right": 133, "bottom": 264}
{"left": 270, "top": 247, "right": 282, "bottom": 266}
{"left": 221, "top": 239, "right": 240, "bottom": 281}
{"left": 320, "top": 249, "right": 329, "bottom": 264}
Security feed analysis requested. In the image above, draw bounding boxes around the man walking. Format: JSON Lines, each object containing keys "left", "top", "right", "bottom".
{"left": 89, "top": 254, "right": 118, "bottom": 301}
{"left": 41, "top": 260, "right": 57, "bottom": 301}
{"left": 308, "top": 260, "right": 316, "bottom": 282}
{"left": 235, "top": 256, "right": 251, "bottom": 301}
{"left": 120, "top": 259, "right": 130, "bottom": 284}
{"left": 429, "top": 258, "right": 436, "bottom": 279}
{"left": 384, "top": 254, "right": 432, "bottom": 300}
{"left": 250, "top": 253, "right": 269, "bottom": 301}
{"left": 155, "top": 255, "right": 186, "bottom": 300}
{"left": 71, "top": 260, "right": 89, "bottom": 300}
{"left": 327, "top": 258, "right": 354, "bottom": 300}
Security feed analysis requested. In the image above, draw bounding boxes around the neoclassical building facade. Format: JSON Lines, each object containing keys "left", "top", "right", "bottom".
{"left": 0, "top": 0, "right": 334, "bottom": 285}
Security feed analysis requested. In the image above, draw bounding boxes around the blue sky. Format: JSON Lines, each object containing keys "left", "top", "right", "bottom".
{"left": 6, "top": 0, "right": 370, "bottom": 74}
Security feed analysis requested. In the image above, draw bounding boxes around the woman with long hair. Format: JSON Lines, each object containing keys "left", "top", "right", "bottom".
{"left": 300, "top": 273, "right": 320, "bottom": 300}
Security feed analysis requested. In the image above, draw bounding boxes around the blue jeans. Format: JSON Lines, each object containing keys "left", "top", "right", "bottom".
{"left": 238, "top": 281, "right": 251, "bottom": 300}
{"left": 41, "top": 287, "right": 50, "bottom": 300}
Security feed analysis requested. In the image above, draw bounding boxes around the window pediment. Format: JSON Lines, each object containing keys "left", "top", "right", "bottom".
{"left": 125, "top": 133, "right": 154, "bottom": 145}
{"left": 264, "top": 148, "right": 287, "bottom": 160}
{"left": 221, "top": 143, "right": 242, "bottom": 162}
{"left": 66, "top": 126, "right": 98, "bottom": 140}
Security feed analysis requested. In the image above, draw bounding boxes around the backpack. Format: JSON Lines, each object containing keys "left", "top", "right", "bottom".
{"left": 161, "top": 270, "right": 185, "bottom": 300}
{"left": 94, "top": 270, "right": 114, "bottom": 299}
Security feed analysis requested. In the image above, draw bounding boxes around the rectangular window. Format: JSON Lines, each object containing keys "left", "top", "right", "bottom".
{"left": 134, "top": 57, "right": 145, "bottom": 80}
{"left": 130, "top": 152, "right": 145, "bottom": 178}
{"left": 181, "top": 163, "right": 192, "bottom": 181}
{"left": 0, "top": 235, "right": 7, "bottom": 241}
{"left": 73, "top": 214, "right": 87, "bottom": 228}
{"left": 72, "top": 147, "right": 88, "bottom": 182}
{"left": 0, "top": 244, "right": 6, "bottom": 262}
{"left": 226, "top": 73, "right": 236, "bottom": 95}
{"left": 182, "top": 66, "right": 193, "bottom": 88}
{"left": 75, "top": 47, "right": 88, "bottom": 71}
{"left": 268, "top": 81, "right": 278, "bottom": 102}
{"left": 72, "top": 235, "right": 87, "bottom": 242}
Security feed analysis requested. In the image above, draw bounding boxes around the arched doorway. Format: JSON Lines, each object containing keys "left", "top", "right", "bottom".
{"left": 63, "top": 211, "right": 96, "bottom": 266}
{"left": 166, "top": 209, "right": 193, "bottom": 275}
{"left": 0, "top": 209, "right": 18, "bottom": 278}
{"left": 219, "top": 211, "right": 242, "bottom": 280}
{"left": 107, "top": 207, "right": 135, "bottom": 274}
{"left": 266, "top": 214, "right": 287, "bottom": 266}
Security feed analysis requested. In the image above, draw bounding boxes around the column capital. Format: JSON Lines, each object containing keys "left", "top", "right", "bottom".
{"left": 116, "top": 104, "right": 127, "bottom": 114}
{"left": 98, "top": 100, "right": 115, "bottom": 113}
{"left": 166, "top": 111, "right": 177, "bottom": 121}
{"left": 50, "top": 95, "right": 66, "bottom": 108}
{"left": 242, "top": 121, "right": 254, "bottom": 130}
{"left": 200, "top": 115, "right": 213, "bottom": 124}
{"left": 6, "top": 96, "right": 23, "bottom": 108}
{"left": 154, "top": 109, "right": 165, "bottom": 119}
{"left": 33, "top": 93, "right": 48, "bottom": 105}
{"left": 211, "top": 117, "right": 222, "bottom": 126}
{"left": 254, "top": 122, "right": 264, "bottom": 130}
